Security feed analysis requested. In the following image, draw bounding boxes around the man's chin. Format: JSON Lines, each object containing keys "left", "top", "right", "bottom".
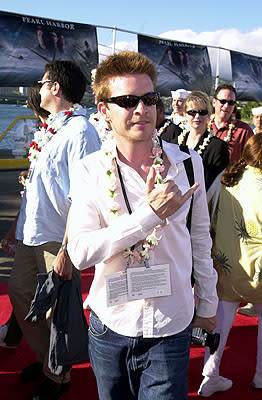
{"left": 221, "top": 112, "right": 231, "bottom": 121}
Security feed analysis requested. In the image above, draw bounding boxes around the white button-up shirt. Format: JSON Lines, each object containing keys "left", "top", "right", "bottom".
{"left": 16, "top": 108, "right": 101, "bottom": 245}
{"left": 68, "top": 140, "right": 218, "bottom": 338}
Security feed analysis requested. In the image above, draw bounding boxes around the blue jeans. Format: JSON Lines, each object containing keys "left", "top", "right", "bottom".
{"left": 88, "top": 311, "right": 191, "bottom": 400}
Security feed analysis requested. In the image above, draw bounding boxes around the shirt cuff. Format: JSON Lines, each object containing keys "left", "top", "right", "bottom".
{"left": 196, "top": 297, "right": 219, "bottom": 319}
{"left": 133, "top": 201, "right": 164, "bottom": 234}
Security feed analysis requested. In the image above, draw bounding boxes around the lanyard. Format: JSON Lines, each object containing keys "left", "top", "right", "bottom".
{"left": 114, "top": 138, "right": 163, "bottom": 267}
{"left": 114, "top": 137, "right": 163, "bottom": 214}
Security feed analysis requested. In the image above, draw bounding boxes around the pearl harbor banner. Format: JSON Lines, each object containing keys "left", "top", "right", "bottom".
{"left": 138, "top": 35, "right": 212, "bottom": 97}
{"left": 0, "top": 11, "right": 98, "bottom": 86}
{"left": 230, "top": 50, "right": 262, "bottom": 101}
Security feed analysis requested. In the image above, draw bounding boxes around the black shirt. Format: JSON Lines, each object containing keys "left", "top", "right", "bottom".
{"left": 160, "top": 122, "right": 229, "bottom": 191}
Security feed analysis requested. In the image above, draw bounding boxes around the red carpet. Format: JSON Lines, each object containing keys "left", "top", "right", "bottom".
{"left": 0, "top": 270, "right": 261, "bottom": 400}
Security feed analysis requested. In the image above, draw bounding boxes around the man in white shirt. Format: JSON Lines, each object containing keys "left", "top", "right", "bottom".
{"left": 251, "top": 106, "right": 262, "bottom": 134}
{"left": 170, "top": 88, "right": 191, "bottom": 124}
{"left": 8, "top": 60, "right": 101, "bottom": 400}
{"left": 68, "top": 51, "right": 218, "bottom": 400}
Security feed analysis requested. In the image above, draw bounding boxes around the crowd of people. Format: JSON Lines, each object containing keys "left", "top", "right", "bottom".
{"left": 0, "top": 50, "right": 262, "bottom": 400}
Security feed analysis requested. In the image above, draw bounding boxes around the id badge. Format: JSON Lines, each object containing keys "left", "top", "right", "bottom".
{"left": 126, "top": 264, "right": 171, "bottom": 301}
{"left": 105, "top": 271, "right": 128, "bottom": 307}
{"left": 27, "top": 167, "right": 33, "bottom": 183}
{"left": 27, "top": 162, "right": 35, "bottom": 183}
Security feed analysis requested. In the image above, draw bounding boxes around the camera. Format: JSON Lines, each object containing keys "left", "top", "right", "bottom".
{"left": 191, "top": 327, "right": 220, "bottom": 354}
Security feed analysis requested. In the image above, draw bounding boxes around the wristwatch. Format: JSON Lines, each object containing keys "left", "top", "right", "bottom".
{"left": 60, "top": 243, "right": 68, "bottom": 252}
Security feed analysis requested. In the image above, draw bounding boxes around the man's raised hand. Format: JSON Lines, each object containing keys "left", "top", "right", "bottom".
{"left": 146, "top": 166, "right": 199, "bottom": 220}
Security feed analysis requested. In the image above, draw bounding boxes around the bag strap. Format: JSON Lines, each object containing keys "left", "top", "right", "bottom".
{"left": 179, "top": 145, "right": 194, "bottom": 232}
{"left": 179, "top": 145, "right": 195, "bottom": 287}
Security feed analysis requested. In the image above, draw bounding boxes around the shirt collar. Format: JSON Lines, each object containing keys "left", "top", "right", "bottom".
{"left": 111, "top": 138, "right": 191, "bottom": 171}
{"left": 162, "top": 140, "right": 191, "bottom": 165}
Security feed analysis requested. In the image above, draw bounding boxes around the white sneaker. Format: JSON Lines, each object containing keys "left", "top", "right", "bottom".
{"left": 0, "top": 325, "right": 8, "bottom": 341}
{"left": 198, "top": 376, "right": 233, "bottom": 397}
{"left": 237, "top": 303, "right": 257, "bottom": 317}
{"left": 252, "top": 373, "right": 262, "bottom": 389}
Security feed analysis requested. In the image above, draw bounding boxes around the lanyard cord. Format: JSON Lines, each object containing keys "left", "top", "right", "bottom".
{"left": 114, "top": 137, "right": 163, "bottom": 215}
{"left": 115, "top": 159, "right": 135, "bottom": 253}
{"left": 116, "top": 160, "right": 132, "bottom": 215}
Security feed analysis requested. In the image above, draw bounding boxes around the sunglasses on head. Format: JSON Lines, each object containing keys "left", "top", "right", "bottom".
{"left": 102, "top": 92, "right": 160, "bottom": 108}
{"left": 186, "top": 109, "right": 209, "bottom": 116}
{"left": 215, "top": 98, "right": 236, "bottom": 106}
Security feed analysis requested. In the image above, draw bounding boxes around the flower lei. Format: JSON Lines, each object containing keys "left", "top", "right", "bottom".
{"left": 177, "top": 121, "right": 215, "bottom": 155}
{"left": 28, "top": 103, "right": 81, "bottom": 162}
{"left": 89, "top": 111, "right": 112, "bottom": 142}
{"left": 209, "top": 114, "right": 235, "bottom": 143}
{"left": 157, "top": 119, "right": 172, "bottom": 137}
{"left": 157, "top": 118, "right": 189, "bottom": 137}
{"left": 103, "top": 129, "right": 164, "bottom": 265}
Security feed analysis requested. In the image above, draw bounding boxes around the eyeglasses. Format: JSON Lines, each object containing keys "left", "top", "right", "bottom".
{"left": 214, "top": 98, "right": 236, "bottom": 106}
{"left": 102, "top": 92, "right": 160, "bottom": 108}
{"left": 37, "top": 79, "right": 52, "bottom": 87}
{"left": 186, "top": 109, "right": 209, "bottom": 116}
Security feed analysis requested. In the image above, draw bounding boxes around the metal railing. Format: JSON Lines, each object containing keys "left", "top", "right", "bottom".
{"left": 0, "top": 115, "right": 37, "bottom": 169}
{"left": 0, "top": 115, "right": 37, "bottom": 144}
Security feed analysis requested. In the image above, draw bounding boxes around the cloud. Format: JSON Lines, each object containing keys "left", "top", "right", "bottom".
{"left": 98, "top": 41, "right": 137, "bottom": 60}
{"left": 159, "top": 28, "right": 262, "bottom": 56}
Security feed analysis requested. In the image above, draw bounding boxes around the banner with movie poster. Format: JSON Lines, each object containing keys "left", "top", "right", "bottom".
{"left": 230, "top": 50, "right": 262, "bottom": 101}
{"left": 0, "top": 11, "right": 98, "bottom": 86}
{"left": 138, "top": 35, "right": 212, "bottom": 97}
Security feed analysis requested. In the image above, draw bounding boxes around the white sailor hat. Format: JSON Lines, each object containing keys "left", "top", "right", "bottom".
{"left": 252, "top": 106, "right": 262, "bottom": 116}
{"left": 171, "top": 89, "right": 191, "bottom": 99}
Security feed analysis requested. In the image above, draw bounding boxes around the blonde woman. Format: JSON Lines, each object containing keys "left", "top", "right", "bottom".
{"left": 178, "top": 91, "right": 229, "bottom": 191}
{"left": 199, "top": 134, "right": 262, "bottom": 396}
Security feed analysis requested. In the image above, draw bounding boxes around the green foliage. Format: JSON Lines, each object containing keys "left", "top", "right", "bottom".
{"left": 238, "top": 101, "right": 262, "bottom": 123}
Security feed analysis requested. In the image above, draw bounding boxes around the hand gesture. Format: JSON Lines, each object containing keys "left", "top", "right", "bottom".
{"left": 146, "top": 166, "right": 199, "bottom": 220}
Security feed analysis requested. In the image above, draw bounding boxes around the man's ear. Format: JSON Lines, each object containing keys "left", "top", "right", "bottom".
{"left": 98, "top": 101, "right": 111, "bottom": 123}
{"left": 51, "top": 81, "right": 60, "bottom": 95}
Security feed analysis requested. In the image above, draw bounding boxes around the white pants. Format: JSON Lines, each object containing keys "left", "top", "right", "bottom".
{"left": 202, "top": 300, "right": 262, "bottom": 381}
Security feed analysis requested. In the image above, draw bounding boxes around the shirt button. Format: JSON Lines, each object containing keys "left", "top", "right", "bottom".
{"left": 145, "top": 301, "right": 151, "bottom": 307}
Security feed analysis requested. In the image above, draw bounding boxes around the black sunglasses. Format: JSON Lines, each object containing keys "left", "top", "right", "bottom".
{"left": 186, "top": 109, "right": 209, "bottom": 116}
{"left": 215, "top": 98, "right": 236, "bottom": 106}
{"left": 103, "top": 92, "right": 160, "bottom": 108}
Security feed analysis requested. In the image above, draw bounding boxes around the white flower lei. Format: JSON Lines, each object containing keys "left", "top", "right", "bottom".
{"left": 103, "top": 129, "right": 164, "bottom": 265}
{"left": 209, "top": 114, "right": 235, "bottom": 143}
{"left": 157, "top": 119, "right": 172, "bottom": 137}
{"left": 89, "top": 111, "right": 112, "bottom": 142}
{"left": 157, "top": 118, "right": 189, "bottom": 139}
{"left": 177, "top": 121, "right": 215, "bottom": 155}
{"left": 28, "top": 103, "right": 81, "bottom": 162}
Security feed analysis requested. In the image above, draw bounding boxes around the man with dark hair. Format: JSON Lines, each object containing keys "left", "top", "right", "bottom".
{"left": 43, "top": 60, "right": 86, "bottom": 105}
{"left": 8, "top": 60, "right": 101, "bottom": 400}
{"left": 211, "top": 84, "right": 253, "bottom": 163}
{"left": 67, "top": 51, "right": 218, "bottom": 400}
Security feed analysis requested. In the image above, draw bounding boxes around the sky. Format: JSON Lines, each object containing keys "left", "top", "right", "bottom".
{"left": 1, "top": 0, "right": 262, "bottom": 78}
